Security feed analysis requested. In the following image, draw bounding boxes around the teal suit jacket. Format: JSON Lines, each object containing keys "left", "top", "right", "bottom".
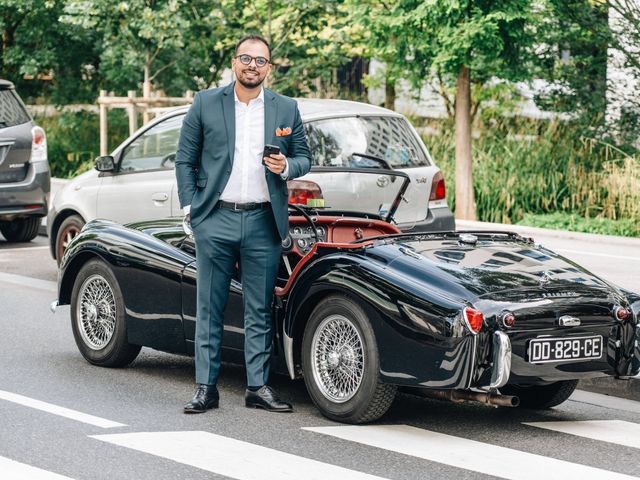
{"left": 175, "top": 82, "right": 311, "bottom": 240}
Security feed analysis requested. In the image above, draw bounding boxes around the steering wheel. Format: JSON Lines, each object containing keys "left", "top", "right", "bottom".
{"left": 161, "top": 153, "right": 176, "bottom": 168}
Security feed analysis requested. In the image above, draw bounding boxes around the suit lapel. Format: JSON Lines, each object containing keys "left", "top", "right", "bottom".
{"left": 264, "top": 88, "right": 278, "bottom": 147}
{"left": 221, "top": 82, "right": 235, "bottom": 166}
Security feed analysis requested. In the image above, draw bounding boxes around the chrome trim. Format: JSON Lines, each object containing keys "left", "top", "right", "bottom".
{"left": 283, "top": 331, "right": 296, "bottom": 380}
{"left": 50, "top": 300, "right": 58, "bottom": 313}
{"left": 558, "top": 315, "right": 581, "bottom": 327}
{"left": 487, "top": 331, "right": 511, "bottom": 389}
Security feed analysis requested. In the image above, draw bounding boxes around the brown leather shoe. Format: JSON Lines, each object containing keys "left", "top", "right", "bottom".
{"left": 245, "top": 386, "right": 293, "bottom": 412}
{"left": 184, "top": 384, "right": 219, "bottom": 413}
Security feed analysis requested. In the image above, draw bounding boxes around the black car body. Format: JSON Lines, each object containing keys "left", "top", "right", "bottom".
{"left": 53, "top": 171, "right": 640, "bottom": 423}
{"left": 0, "top": 79, "right": 49, "bottom": 242}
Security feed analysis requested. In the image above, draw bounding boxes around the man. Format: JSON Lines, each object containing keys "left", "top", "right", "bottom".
{"left": 175, "top": 35, "right": 311, "bottom": 413}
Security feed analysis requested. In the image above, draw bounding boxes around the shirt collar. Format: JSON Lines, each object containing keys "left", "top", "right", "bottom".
{"left": 234, "top": 85, "right": 264, "bottom": 105}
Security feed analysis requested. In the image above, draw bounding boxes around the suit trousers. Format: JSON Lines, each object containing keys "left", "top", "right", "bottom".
{"left": 192, "top": 204, "right": 282, "bottom": 387}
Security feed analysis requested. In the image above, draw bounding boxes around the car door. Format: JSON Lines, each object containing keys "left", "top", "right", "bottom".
{"left": 96, "top": 114, "right": 184, "bottom": 224}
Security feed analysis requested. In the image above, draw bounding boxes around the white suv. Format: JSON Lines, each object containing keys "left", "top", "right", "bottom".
{"left": 48, "top": 99, "right": 453, "bottom": 262}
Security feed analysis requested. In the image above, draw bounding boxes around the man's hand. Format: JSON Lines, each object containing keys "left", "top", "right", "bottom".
{"left": 183, "top": 213, "right": 192, "bottom": 235}
{"left": 263, "top": 152, "right": 287, "bottom": 175}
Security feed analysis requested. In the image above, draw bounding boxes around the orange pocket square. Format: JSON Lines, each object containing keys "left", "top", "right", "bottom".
{"left": 275, "top": 127, "right": 292, "bottom": 137}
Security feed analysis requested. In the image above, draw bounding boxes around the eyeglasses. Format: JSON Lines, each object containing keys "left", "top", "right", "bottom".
{"left": 235, "top": 54, "right": 270, "bottom": 68}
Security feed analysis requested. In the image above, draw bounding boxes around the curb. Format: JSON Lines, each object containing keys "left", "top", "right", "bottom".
{"left": 578, "top": 376, "right": 640, "bottom": 402}
{"left": 456, "top": 219, "right": 640, "bottom": 247}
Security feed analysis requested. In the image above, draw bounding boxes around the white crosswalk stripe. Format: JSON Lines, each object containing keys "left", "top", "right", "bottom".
{"left": 0, "top": 456, "right": 74, "bottom": 480}
{"left": 0, "top": 390, "right": 127, "bottom": 428}
{"left": 524, "top": 420, "right": 640, "bottom": 449}
{"left": 304, "top": 424, "right": 638, "bottom": 480}
{"left": 91, "top": 430, "right": 388, "bottom": 480}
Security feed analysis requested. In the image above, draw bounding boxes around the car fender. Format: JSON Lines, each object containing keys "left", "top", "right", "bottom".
{"left": 282, "top": 251, "right": 479, "bottom": 389}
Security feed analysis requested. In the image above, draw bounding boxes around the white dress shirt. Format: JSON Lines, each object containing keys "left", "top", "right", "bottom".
{"left": 184, "top": 86, "right": 289, "bottom": 215}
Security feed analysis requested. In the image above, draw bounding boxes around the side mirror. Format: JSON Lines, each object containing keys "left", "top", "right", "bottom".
{"left": 94, "top": 155, "right": 115, "bottom": 172}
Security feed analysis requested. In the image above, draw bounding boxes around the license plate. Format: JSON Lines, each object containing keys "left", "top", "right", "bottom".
{"left": 527, "top": 335, "right": 603, "bottom": 364}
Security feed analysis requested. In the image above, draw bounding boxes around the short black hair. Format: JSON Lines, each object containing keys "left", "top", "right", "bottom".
{"left": 235, "top": 35, "right": 272, "bottom": 59}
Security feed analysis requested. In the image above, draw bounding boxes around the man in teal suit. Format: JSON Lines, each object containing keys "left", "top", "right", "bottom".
{"left": 175, "top": 35, "right": 311, "bottom": 413}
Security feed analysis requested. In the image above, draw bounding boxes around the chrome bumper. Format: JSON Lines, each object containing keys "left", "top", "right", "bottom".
{"left": 486, "top": 331, "right": 511, "bottom": 389}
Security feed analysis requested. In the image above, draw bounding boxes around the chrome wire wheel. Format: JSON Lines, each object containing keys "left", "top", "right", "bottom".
{"left": 311, "top": 314, "right": 365, "bottom": 403}
{"left": 76, "top": 274, "right": 116, "bottom": 350}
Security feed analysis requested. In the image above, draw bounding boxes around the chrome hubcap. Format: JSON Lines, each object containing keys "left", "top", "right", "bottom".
{"left": 311, "top": 314, "right": 364, "bottom": 403}
{"left": 76, "top": 274, "right": 116, "bottom": 350}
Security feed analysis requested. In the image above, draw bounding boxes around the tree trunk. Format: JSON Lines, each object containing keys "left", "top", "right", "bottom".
{"left": 384, "top": 73, "right": 396, "bottom": 110}
{"left": 454, "top": 64, "right": 476, "bottom": 221}
{"left": 143, "top": 49, "right": 152, "bottom": 124}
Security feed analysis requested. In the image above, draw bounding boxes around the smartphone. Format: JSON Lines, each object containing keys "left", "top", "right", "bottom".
{"left": 262, "top": 144, "right": 280, "bottom": 165}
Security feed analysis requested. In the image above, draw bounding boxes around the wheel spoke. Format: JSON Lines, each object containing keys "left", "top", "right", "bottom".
{"left": 76, "top": 274, "right": 116, "bottom": 350}
{"left": 311, "top": 314, "right": 365, "bottom": 403}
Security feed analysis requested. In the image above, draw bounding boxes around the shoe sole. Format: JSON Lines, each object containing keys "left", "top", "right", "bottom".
{"left": 245, "top": 402, "right": 293, "bottom": 413}
{"left": 183, "top": 402, "right": 219, "bottom": 414}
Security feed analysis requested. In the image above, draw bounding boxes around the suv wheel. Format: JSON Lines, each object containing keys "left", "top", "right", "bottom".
{"left": 55, "top": 214, "right": 85, "bottom": 264}
{"left": 0, "top": 217, "right": 41, "bottom": 242}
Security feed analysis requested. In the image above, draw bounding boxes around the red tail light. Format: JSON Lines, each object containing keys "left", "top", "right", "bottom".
{"left": 287, "top": 180, "right": 324, "bottom": 207}
{"left": 463, "top": 307, "right": 484, "bottom": 334}
{"left": 30, "top": 126, "right": 47, "bottom": 163}
{"left": 614, "top": 306, "right": 631, "bottom": 322}
{"left": 429, "top": 171, "right": 446, "bottom": 201}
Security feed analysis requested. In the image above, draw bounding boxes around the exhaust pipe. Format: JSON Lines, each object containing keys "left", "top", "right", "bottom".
{"left": 412, "top": 388, "right": 520, "bottom": 408}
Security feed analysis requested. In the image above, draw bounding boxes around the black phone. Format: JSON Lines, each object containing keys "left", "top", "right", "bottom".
{"left": 262, "top": 144, "right": 280, "bottom": 165}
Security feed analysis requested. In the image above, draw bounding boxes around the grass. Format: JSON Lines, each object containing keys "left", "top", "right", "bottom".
{"left": 422, "top": 117, "right": 640, "bottom": 237}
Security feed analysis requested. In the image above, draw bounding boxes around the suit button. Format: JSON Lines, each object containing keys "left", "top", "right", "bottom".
{"left": 226, "top": 170, "right": 230, "bottom": 174}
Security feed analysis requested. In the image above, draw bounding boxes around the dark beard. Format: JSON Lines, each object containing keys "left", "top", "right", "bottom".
{"left": 237, "top": 74, "right": 263, "bottom": 89}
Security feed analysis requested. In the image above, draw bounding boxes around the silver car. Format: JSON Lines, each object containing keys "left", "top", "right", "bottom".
{"left": 48, "top": 99, "right": 453, "bottom": 262}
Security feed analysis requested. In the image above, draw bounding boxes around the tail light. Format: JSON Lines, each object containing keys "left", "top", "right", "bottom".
{"left": 463, "top": 307, "right": 484, "bottom": 334}
{"left": 429, "top": 171, "right": 446, "bottom": 201}
{"left": 614, "top": 306, "right": 631, "bottom": 322}
{"left": 500, "top": 311, "right": 516, "bottom": 329}
{"left": 30, "top": 126, "right": 48, "bottom": 163}
{"left": 287, "top": 179, "right": 324, "bottom": 207}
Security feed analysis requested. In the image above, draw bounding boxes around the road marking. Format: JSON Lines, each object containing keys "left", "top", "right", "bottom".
{"left": 304, "top": 425, "right": 637, "bottom": 480}
{"left": 0, "top": 245, "right": 50, "bottom": 253}
{"left": 0, "top": 272, "right": 56, "bottom": 292}
{"left": 570, "top": 390, "right": 640, "bottom": 414}
{"left": 555, "top": 248, "right": 640, "bottom": 262}
{"left": 0, "top": 456, "right": 74, "bottom": 480}
{"left": 91, "top": 431, "right": 387, "bottom": 480}
{"left": 0, "top": 390, "right": 126, "bottom": 429}
{"left": 524, "top": 420, "right": 640, "bottom": 449}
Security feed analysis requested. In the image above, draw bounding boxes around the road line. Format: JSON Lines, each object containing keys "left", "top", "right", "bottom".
{"left": 91, "top": 431, "right": 387, "bottom": 480}
{"left": 304, "top": 425, "right": 637, "bottom": 480}
{"left": 0, "top": 245, "right": 50, "bottom": 253}
{"left": 0, "top": 272, "right": 56, "bottom": 292}
{"left": 555, "top": 248, "right": 640, "bottom": 262}
{"left": 0, "top": 390, "right": 126, "bottom": 429}
{"left": 570, "top": 390, "right": 640, "bottom": 414}
{"left": 1, "top": 455, "right": 75, "bottom": 480}
{"left": 524, "top": 420, "right": 640, "bottom": 449}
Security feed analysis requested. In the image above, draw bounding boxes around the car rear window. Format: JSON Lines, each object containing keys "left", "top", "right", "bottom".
{"left": 304, "top": 116, "right": 430, "bottom": 168}
{"left": 0, "top": 90, "right": 30, "bottom": 128}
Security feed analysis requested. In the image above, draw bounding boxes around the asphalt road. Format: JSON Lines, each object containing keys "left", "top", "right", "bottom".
{"left": 0, "top": 233, "right": 639, "bottom": 479}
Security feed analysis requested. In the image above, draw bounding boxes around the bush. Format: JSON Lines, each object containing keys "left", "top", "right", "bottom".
{"left": 35, "top": 110, "right": 130, "bottom": 178}
{"left": 423, "top": 118, "right": 640, "bottom": 237}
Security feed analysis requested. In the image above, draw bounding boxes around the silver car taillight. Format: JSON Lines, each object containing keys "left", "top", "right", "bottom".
{"left": 30, "top": 126, "right": 47, "bottom": 163}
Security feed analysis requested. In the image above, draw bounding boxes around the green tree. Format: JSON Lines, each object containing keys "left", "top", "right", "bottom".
{"left": 0, "top": 0, "right": 101, "bottom": 103}
{"left": 381, "top": 1, "right": 537, "bottom": 220}
{"left": 61, "top": 0, "right": 191, "bottom": 96}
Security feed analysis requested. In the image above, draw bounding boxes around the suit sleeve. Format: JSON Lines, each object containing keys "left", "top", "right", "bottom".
{"left": 283, "top": 104, "right": 311, "bottom": 180}
{"left": 175, "top": 92, "right": 203, "bottom": 209}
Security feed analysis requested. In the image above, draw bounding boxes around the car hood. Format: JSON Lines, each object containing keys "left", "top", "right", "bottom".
{"left": 381, "top": 234, "right": 622, "bottom": 303}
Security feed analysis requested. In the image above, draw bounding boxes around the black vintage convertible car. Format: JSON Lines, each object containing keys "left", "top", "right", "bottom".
{"left": 52, "top": 169, "right": 640, "bottom": 424}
